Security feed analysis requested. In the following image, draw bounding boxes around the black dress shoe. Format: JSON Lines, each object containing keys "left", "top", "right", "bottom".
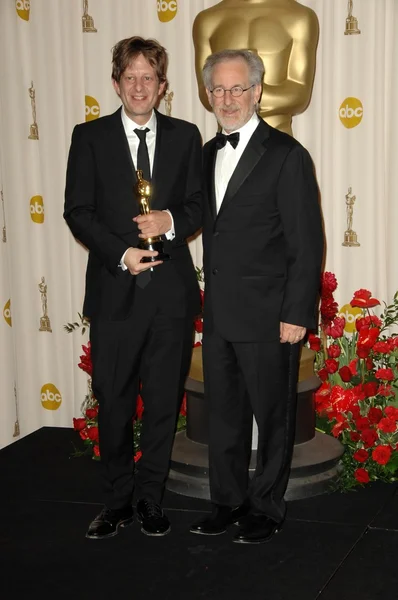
{"left": 136, "top": 499, "right": 171, "bottom": 536}
{"left": 190, "top": 504, "right": 249, "bottom": 536}
{"left": 86, "top": 505, "right": 134, "bottom": 540}
{"left": 233, "top": 514, "right": 282, "bottom": 544}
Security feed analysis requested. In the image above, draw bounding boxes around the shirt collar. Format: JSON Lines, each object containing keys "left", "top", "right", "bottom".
{"left": 121, "top": 107, "right": 157, "bottom": 136}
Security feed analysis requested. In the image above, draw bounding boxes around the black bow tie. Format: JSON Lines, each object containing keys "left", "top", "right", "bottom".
{"left": 215, "top": 131, "right": 240, "bottom": 150}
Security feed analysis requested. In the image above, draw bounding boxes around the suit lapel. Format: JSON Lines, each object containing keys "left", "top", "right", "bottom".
{"left": 216, "top": 119, "right": 270, "bottom": 220}
{"left": 206, "top": 141, "right": 218, "bottom": 221}
{"left": 151, "top": 110, "right": 176, "bottom": 209}
{"left": 106, "top": 107, "right": 138, "bottom": 187}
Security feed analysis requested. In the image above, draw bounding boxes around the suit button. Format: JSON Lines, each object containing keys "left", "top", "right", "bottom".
{"left": 213, "top": 231, "right": 219, "bottom": 237}
{"left": 212, "top": 268, "right": 218, "bottom": 275}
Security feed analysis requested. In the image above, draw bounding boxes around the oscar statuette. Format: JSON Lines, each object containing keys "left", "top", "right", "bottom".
{"left": 134, "top": 170, "right": 170, "bottom": 263}
{"left": 342, "top": 187, "right": 360, "bottom": 247}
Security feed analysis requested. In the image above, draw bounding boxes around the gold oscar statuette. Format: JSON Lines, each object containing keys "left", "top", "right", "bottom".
{"left": 38, "top": 276, "right": 52, "bottom": 331}
{"left": 342, "top": 187, "right": 360, "bottom": 247}
{"left": 1, "top": 189, "right": 6, "bottom": 243}
{"left": 345, "top": 0, "right": 361, "bottom": 35}
{"left": 134, "top": 170, "right": 170, "bottom": 262}
{"left": 164, "top": 91, "right": 174, "bottom": 117}
{"left": 28, "top": 81, "right": 39, "bottom": 140}
{"left": 82, "top": 0, "right": 97, "bottom": 32}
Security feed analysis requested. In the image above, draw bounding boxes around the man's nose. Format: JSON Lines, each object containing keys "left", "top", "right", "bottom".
{"left": 223, "top": 90, "right": 233, "bottom": 105}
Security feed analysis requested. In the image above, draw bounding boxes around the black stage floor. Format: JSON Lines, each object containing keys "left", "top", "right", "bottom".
{"left": 1, "top": 427, "right": 398, "bottom": 600}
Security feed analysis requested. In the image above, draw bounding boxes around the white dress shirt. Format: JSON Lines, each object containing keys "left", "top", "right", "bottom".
{"left": 215, "top": 112, "right": 260, "bottom": 213}
{"left": 119, "top": 108, "right": 175, "bottom": 269}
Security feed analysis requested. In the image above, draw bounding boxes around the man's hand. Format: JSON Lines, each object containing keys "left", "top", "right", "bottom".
{"left": 124, "top": 247, "right": 162, "bottom": 275}
{"left": 133, "top": 210, "right": 172, "bottom": 239}
{"left": 280, "top": 322, "right": 306, "bottom": 345}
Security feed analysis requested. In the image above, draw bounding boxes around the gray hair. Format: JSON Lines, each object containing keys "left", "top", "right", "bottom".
{"left": 202, "top": 49, "right": 265, "bottom": 90}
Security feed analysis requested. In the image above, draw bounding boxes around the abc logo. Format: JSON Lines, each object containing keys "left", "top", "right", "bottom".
{"left": 85, "top": 96, "right": 100, "bottom": 122}
{"left": 339, "top": 97, "right": 363, "bottom": 129}
{"left": 3, "top": 299, "right": 12, "bottom": 327}
{"left": 41, "top": 383, "right": 62, "bottom": 411}
{"left": 157, "top": 0, "right": 177, "bottom": 22}
{"left": 338, "top": 304, "right": 362, "bottom": 334}
{"left": 30, "top": 195, "right": 44, "bottom": 224}
{"left": 16, "top": 0, "right": 30, "bottom": 21}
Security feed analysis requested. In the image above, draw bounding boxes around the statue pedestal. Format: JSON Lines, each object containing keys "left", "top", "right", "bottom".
{"left": 167, "top": 346, "right": 343, "bottom": 500}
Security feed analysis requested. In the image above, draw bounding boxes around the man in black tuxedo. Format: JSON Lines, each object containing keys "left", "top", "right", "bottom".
{"left": 64, "top": 37, "right": 202, "bottom": 539}
{"left": 190, "top": 49, "right": 323, "bottom": 544}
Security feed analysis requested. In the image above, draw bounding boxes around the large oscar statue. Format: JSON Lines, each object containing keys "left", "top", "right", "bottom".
{"left": 193, "top": 0, "right": 319, "bottom": 137}
{"left": 168, "top": 0, "right": 343, "bottom": 502}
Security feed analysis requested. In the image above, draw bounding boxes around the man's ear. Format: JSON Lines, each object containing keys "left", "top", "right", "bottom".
{"left": 112, "top": 78, "right": 120, "bottom": 96}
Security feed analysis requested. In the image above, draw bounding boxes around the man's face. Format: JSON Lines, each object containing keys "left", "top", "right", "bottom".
{"left": 113, "top": 53, "right": 166, "bottom": 125}
{"left": 206, "top": 58, "right": 261, "bottom": 133}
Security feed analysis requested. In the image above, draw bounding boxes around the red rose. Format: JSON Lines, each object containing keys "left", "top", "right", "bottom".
{"left": 355, "top": 417, "right": 370, "bottom": 431}
{"left": 353, "top": 449, "right": 369, "bottom": 463}
{"left": 321, "top": 272, "right": 338, "bottom": 296}
{"left": 93, "top": 445, "right": 100, "bottom": 457}
{"left": 384, "top": 406, "right": 398, "bottom": 420}
{"left": 320, "top": 297, "right": 339, "bottom": 324}
{"left": 328, "top": 344, "right": 341, "bottom": 358}
{"left": 314, "top": 382, "right": 331, "bottom": 413}
{"left": 368, "top": 407, "right": 383, "bottom": 424}
{"left": 134, "top": 451, "right": 142, "bottom": 463}
{"left": 325, "top": 359, "right": 339, "bottom": 374}
{"left": 373, "top": 341, "right": 392, "bottom": 354}
{"left": 375, "top": 368, "right": 394, "bottom": 381}
{"left": 332, "top": 421, "right": 349, "bottom": 437}
{"left": 85, "top": 408, "right": 98, "bottom": 420}
{"left": 180, "top": 394, "right": 187, "bottom": 417}
{"left": 78, "top": 343, "right": 93, "bottom": 376}
{"left": 308, "top": 333, "right": 321, "bottom": 352}
{"left": 356, "top": 315, "right": 382, "bottom": 331}
{"left": 79, "top": 428, "right": 89, "bottom": 441}
{"left": 378, "top": 384, "right": 395, "bottom": 397}
{"left": 350, "top": 289, "right": 380, "bottom": 308}
{"left": 372, "top": 445, "right": 392, "bottom": 465}
{"left": 354, "top": 468, "right": 370, "bottom": 484}
{"left": 87, "top": 426, "right": 99, "bottom": 442}
{"left": 339, "top": 366, "right": 352, "bottom": 383}
{"left": 350, "top": 431, "right": 361, "bottom": 442}
{"left": 377, "top": 417, "right": 396, "bottom": 433}
{"left": 317, "top": 368, "right": 329, "bottom": 382}
{"left": 194, "top": 318, "right": 203, "bottom": 333}
{"left": 361, "top": 428, "right": 378, "bottom": 448}
{"left": 325, "top": 317, "right": 345, "bottom": 339}
{"left": 135, "top": 395, "right": 144, "bottom": 420}
{"left": 362, "top": 382, "right": 378, "bottom": 398}
{"left": 349, "top": 359, "right": 358, "bottom": 376}
{"left": 73, "top": 417, "right": 86, "bottom": 431}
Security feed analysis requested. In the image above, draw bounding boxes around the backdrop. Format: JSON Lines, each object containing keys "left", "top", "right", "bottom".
{"left": 1, "top": 0, "right": 397, "bottom": 449}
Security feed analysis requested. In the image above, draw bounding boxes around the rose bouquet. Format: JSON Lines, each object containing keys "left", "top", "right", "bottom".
{"left": 308, "top": 273, "right": 398, "bottom": 490}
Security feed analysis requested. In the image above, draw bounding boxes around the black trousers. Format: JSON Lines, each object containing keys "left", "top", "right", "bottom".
{"left": 90, "top": 285, "right": 194, "bottom": 510}
{"left": 202, "top": 329, "right": 300, "bottom": 523}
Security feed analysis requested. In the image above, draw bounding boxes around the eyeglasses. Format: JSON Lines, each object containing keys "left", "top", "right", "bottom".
{"left": 209, "top": 84, "right": 255, "bottom": 98}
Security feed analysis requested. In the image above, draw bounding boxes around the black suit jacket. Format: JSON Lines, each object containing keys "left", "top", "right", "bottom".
{"left": 202, "top": 119, "right": 324, "bottom": 342}
{"left": 64, "top": 108, "right": 202, "bottom": 321}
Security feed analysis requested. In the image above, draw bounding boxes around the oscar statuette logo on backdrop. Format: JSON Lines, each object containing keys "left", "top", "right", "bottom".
{"left": 345, "top": 0, "right": 361, "bottom": 35}
{"left": 339, "top": 97, "right": 363, "bottom": 129}
{"left": 82, "top": 0, "right": 97, "bottom": 33}
{"left": 28, "top": 81, "right": 39, "bottom": 140}
{"left": 85, "top": 96, "right": 100, "bottom": 121}
{"left": 1, "top": 190, "right": 6, "bottom": 243}
{"left": 30, "top": 195, "right": 44, "bottom": 223}
{"left": 342, "top": 187, "right": 360, "bottom": 247}
{"left": 38, "top": 276, "right": 52, "bottom": 332}
{"left": 16, "top": 0, "right": 30, "bottom": 21}
{"left": 157, "top": 0, "right": 177, "bottom": 23}
{"left": 41, "top": 383, "right": 62, "bottom": 410}
{"left": 3, "top": 299, "right": 12, "bottom": 327}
